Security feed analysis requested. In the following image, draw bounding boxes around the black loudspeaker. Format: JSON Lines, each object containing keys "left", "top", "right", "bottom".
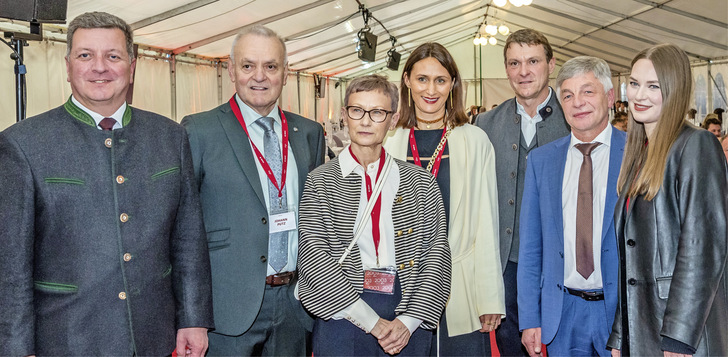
{"left": 386, "top": 49, "right": 400, "bottom": 71}
{"left": 357, "top": 29, "right": 377, "bottom": 62}
{"left": 0, "top": 0, "right": 68, "bottom": 23}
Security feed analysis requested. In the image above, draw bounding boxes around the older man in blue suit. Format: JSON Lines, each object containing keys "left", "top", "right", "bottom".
{"left": 517, "top": 56, "right": 624, "bottom": 357}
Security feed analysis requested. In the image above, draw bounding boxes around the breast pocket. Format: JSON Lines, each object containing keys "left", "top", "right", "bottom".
{"left": 207, "top": 228, "right": 231, "bottom": 251}
{"left": 42, "top": 177, "right": 90, "bottom": 205}
{"left": 151, "top": 166, "right": 180, "bottom": 181}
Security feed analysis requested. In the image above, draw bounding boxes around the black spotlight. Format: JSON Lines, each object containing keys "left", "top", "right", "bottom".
{"left": 357, "top": 28, "right": 377, "bottom": 62}
{"left": 386, "top": 48, "right": 400, "bottom": 71}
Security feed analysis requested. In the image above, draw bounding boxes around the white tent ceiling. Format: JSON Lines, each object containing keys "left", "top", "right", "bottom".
{"left": 4, "top": 0, "right": 726, "bottom": 78}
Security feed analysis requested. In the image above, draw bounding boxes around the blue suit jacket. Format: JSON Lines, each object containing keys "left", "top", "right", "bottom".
{"left": 517, "top": 126, "right": 625, "bottom": 344}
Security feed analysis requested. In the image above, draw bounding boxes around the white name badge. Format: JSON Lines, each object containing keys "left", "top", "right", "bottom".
{"left": 269, "top": 211, "right": 297, "bottom": 234}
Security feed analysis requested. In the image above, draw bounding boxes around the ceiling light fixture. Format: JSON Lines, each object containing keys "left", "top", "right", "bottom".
{"left": 498, "top": 24, "right": 510, "bottom": 35}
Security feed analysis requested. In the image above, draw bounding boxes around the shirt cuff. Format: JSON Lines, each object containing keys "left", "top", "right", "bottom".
{"left": 661, "top": 336, "right": 697, "bottom": 355}
{"left": 332, "top": 298, "right": 380, "bottom": 333}
{"left": 396, "top": 315, "right": 423, "bottom": 335}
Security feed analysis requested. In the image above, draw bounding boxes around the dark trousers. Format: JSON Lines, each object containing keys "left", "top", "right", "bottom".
{"left": 548, "top": 291, "right": 610, "bottom": 357}
{"left": 207, "top": 283, "right": 309, "bottom": 356}
{"left": 430, "top": 308, "right": 493, "bottom": 356}
{"left": 496, "top": 260, "right": 528, "bottom": 356}
{"left": 313, "top": 276, "right": 433, "bottom": 356}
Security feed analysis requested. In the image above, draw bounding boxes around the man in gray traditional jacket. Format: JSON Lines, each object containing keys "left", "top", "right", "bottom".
{"left": 0, "top": 11, "right": 213, "bottom": 356}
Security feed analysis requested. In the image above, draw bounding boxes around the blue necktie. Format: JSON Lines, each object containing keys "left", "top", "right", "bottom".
{"left": 256, "top": 117, "right": 288, "bottom": 272}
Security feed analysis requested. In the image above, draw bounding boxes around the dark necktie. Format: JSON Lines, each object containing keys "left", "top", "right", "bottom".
{"left": 99, "top": 117, "right": 117, "bottom": 131}
{"left": 575, "top": 142, "right": 601, "bottom": 279}
{"left": 256, "top": 117, "right": 288, "bottom": 273}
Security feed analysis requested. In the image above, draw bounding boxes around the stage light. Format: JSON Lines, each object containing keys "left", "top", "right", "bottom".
{"left": 357, "top": 28, "right": 377, "bottom": 62}
{"left": 386, "top": 48, "right": 401, "bottom": 71}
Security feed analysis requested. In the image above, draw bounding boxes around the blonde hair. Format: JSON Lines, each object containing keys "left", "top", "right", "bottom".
{"left": 617, "top": 44, "right": 692, "bottom": 199}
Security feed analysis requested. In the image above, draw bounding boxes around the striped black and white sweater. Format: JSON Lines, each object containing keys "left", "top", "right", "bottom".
{"left": 297, "top": 154, "right": 451, "bottom": 330}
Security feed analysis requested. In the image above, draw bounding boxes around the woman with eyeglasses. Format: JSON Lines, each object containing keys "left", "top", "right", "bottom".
{"left": 298, "top": 74, "right": 451, "bottom": 356}
{"left": 383, "top": 42, "right": 504, "bottom": 356}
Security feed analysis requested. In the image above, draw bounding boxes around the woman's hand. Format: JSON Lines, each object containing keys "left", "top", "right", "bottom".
{"left": 377, "top": 319, "right": 411, "bottom": 355}
{"left": 479, "top": 314, "right": 502, "bottom": 332}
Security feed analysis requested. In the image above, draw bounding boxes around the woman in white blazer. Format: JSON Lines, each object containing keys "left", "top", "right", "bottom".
{"left": 384, "top": 42, "right": 505, "bottom": 356}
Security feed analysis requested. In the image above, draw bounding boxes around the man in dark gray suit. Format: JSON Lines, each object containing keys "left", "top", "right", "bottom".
{"left": 0, "top": 12, "right": 213, "bottom": 356}
{"left": 181, "top": 25, "right": 325, "bottom": 356}
{"left": 475, "top": 28, "right": 570, "bottom": 356}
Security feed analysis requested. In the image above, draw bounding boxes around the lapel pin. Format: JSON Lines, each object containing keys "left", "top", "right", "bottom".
{"left": 293, "top": 127, "right": 299, "bottom": 132}
{"left": 395, "top": 196, "right": 403, "bottom": 203}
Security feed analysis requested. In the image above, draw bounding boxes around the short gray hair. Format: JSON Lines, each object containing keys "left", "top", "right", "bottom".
{"left": 229, "top": 24, "right": 287, "bottom": 65}
{"left": 556, "top": 56, "right": 613, "bottom": 99}
{"left": 66, "top": 12, "right": 134, "bottom": 62}
{"left": 345, "top": 74, "right": 399, "bottom": 112}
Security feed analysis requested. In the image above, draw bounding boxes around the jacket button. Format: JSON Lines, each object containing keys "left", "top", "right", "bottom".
{"left": 515, "top": 117, "right": 520, "bottom": 124}
{"left": 120, "top": 213, "right": 129, "bottom": 222}
{"left": 508, "top": 199, "right": 514, "bottom": 205}
{"left": 512, "top": 143, "right": 518, "bottom": 151}
{"left": 505, "top": 227, "right": 512, "bottom": 234}
{"left": 116, "top": 175, "right": 125, "bottom": 184}
{"left": 627, "top": 239, "right": 635, "bottom": 247}
{"left": 104, "top": 138, "right": 112, "bottom": 148}
{"left": 123, "top": 253, "right": 132, "bottom": 262}
{"left": 260, "top": 255, "right": 267, "bottom": 262}
{"left": 262, "top": 217, "right": 267, "bottom": 224}
{"left": 118, "top": 292, "right": 127, "bottom": 300}
{"left": 628, "top": 278, "right": 636, "bottom": 285}
{"left": 510, "top": 171, "right": 516, "bottom": 179}
{"left": 559, "top": 251, "right": 564, "bottom": 258}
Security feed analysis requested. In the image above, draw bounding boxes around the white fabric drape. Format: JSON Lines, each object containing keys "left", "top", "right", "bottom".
{"left": 175, "top": 61, "right": 219, "bottom": 121}
{"left": 132, "top": 56, "right": 172, "bottom": 119}
{"left": 1, "top": 40, "right": 71, "bottom": 130}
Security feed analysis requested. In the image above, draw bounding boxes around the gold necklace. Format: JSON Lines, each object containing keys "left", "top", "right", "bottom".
{"left": 416, "top": 116, "right": 444, "bottom": 129}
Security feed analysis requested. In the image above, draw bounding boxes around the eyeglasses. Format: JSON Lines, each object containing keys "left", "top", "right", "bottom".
{"left": 345, "top": 106, "right": 393, "bottom": 123}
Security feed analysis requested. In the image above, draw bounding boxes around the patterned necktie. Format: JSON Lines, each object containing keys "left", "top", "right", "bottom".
{"left": 256, "top": 117, "right": 288, "bottom": 272}
{"left": 99, "top": 117, "right": 117, "bottom": 131}
{"left": 575, "top": 142, "right": 601, "bottom": 279}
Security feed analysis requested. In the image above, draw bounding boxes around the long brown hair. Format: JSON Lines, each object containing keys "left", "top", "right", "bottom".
{"left": 397, "top": 42, "right": 468, "bottom": 128}
{"left": 617, "top": 44, "right": 692, "bottom": 199}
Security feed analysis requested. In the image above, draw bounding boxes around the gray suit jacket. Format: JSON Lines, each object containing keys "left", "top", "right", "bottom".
{"left": 475, "top": 90, "right": 570, "bottom": 271}
{"left": 0, "top": 100, "right": 214, "bottom": 356}
{"left": 181, "top": 102, "right": 325, "bottom": 336}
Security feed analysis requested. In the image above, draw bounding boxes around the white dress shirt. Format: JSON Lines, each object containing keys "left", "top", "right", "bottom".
{"left": 562, "top": 124, "right": 612, "bottom": 290}
{"left": 332, "top": 146, "right": 422, "bottom": 335}
{"left": 72, "top": 96, "right": 125, "bottom": 130}
{"left": 516, "top": 88, "right": 553, "bottom": 146}
{"left": 235, "top": 94, "right": 300, "bottom": 276}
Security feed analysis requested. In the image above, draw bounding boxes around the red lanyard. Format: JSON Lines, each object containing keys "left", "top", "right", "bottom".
{"left": 350, "top": 147, "right": 386, "bottom": 259}
{"left": 229, "top": 96, "right": 289, "bottom": 199}
{"left": 409, "top": 127, "right": 448, "bottom": 178}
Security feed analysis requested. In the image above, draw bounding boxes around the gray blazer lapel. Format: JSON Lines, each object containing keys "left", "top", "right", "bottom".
{"left": 285, "top": 112, "right": 312, "bottom": 200}
{"left": 536, "top": 90, "right": 570, "bottom": 145}
{"left": 218, "top": 105, "right": 267, "bottom": 207}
